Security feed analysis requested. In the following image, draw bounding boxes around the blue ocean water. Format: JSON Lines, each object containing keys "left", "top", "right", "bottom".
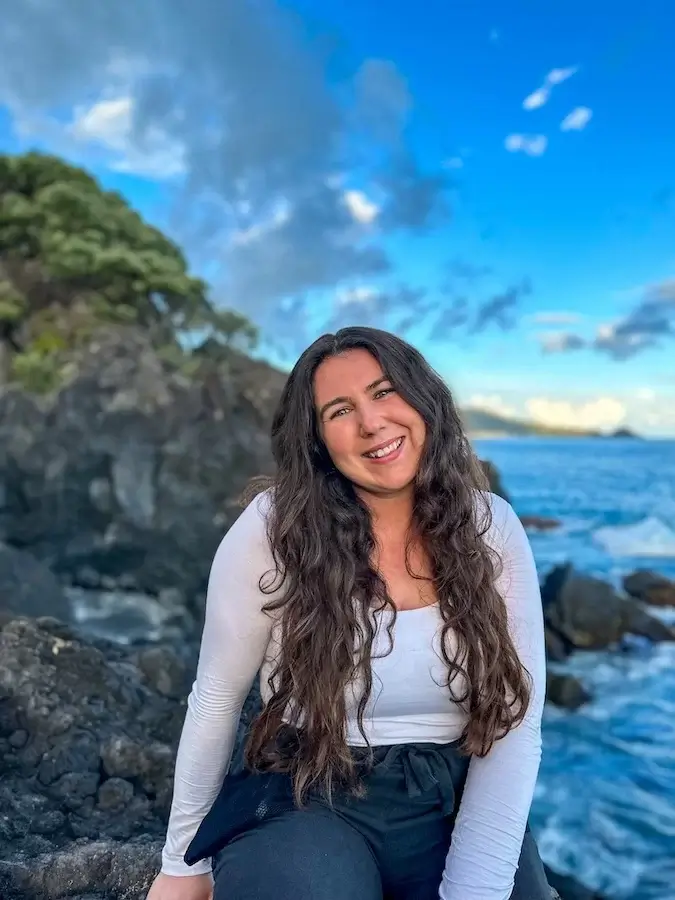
{"left": 474, "top": 437, "right": 675, "bottom": 900}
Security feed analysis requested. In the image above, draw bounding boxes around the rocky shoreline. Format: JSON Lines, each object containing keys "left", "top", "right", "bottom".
{"left": 0, "top": 328, "right": 673, "bottom": 900}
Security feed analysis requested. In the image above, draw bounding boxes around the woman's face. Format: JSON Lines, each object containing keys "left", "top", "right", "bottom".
{"left": 313, "top": 349, "right": 427, "bottom": 497}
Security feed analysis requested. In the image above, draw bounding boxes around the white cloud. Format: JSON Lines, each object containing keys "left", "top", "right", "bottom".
{"left": 523, "top": 88, "right": 550, "bottom": 111}
{"left": 343, "top": 189, "right": 380, "bottom": 224}
{"left": 69, "top": 95, "right": 185, "bottom": 178}
{"left": 538, "top": 331, "right": 586, "bottom": 353}
{"left": 546, "top": 66, "right": 579, "bottom": 85}
{"left": 467, "top": 394, "right": 518, "bottom": 419}
{"left": 526, "top": 396, "right": 626, "bottom": 431}
{"left": 442, "top": 156, "right": 464, "bottom": 169}
{"left": 231, "top": 199, "right": 291, "bottom": 246}
{"left": 505, "top": 133, "right": 548, "bottom": 156}
{"left": 528, "top": 311, "right": 584, "bottom": 325}
{"left": 336, "top": 285, "right": 379, "bottom": 306}
{"left": 521, "top": 66, "right": 578, "bottom": 111}
{"left": 560, "top": 106, "right": 593, "bottom": 131}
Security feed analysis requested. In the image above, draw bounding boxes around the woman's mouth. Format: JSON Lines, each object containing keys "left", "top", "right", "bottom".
{"left": 362, "top": 436, "right": 405, "bottom": 463}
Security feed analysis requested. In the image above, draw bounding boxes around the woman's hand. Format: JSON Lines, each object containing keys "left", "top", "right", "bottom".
{"left": 145, "top": 872, "right": 214, "bottom": 900}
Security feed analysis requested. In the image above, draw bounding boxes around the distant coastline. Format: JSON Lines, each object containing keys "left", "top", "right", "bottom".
{"left": 461, "top": 407, "right": 642, "bottom": 440}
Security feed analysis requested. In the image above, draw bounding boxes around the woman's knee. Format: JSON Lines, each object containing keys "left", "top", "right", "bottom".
{"left": 212, "top": 806, "right": 383, "bottom": 900}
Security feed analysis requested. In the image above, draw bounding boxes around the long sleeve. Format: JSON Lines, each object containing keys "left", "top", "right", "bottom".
{"left": 439, "top": 497, "right": 547, "bottom": 900}
{"left": 160, "top": 491, "right": 276, "bottom": 877}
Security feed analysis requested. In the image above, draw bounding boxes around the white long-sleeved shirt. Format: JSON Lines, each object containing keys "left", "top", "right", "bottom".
{"left": 161, "top": 490, "right": 546, "bottom": 900}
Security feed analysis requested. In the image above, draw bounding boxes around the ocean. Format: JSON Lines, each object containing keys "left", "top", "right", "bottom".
{"left": 473, "top": 437, "right": 675, "bottom": 900}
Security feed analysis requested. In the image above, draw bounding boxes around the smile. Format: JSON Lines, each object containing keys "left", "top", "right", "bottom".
{"left": 363, "top": 436, "right": 405, "bottom": 460}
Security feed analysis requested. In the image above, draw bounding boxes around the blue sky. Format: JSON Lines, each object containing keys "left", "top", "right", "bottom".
{"left": 0, "top": 0, "right": 673, "bottom": 434}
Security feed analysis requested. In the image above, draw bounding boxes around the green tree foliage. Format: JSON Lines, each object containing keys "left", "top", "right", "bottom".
{"left": 0, "top": 151, "right": 258, "bottom": 389}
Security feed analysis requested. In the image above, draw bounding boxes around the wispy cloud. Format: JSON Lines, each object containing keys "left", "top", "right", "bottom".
{"left": 522, "top": 88, "right": 550, "bottom": 111}
{"left": 522, "top": 66, "right": 578, "bottom": 111}
{"left": 561, "top": 106, "right": 593, "bottom": 131}
{"left": 343, "top": 189, "right": 380, "bottom": 224}
{"left": 538, "top": 331, "right": 587, "bottom": 353}
{"left": 505, "top": 133, "right": 548, "bottom": 156}
{"left": 538, "top": 280, "right": 675, "bottom": 360}
{"left": 69, "top": 95, "right": 186, "bottom": 178}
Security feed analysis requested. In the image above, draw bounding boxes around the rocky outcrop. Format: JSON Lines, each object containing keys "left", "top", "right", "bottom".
{"left": 0, "top": 616, "right": 260, "bottom": 900}
{"left": 0, "top": 328, "right": 276, "bottom": 623}
{"left": 541, "top": 563, "right": 675, "bottom": 652}
{"left": 623, "top": 570, "right": 675, "bottom": 608}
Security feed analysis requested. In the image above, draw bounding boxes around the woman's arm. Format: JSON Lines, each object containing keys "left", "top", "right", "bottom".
{"left": 439, "top": 496, "right": 547, "bottom": 900}
{"left": 160, "top": 491, "right": 276, "bottom": 877}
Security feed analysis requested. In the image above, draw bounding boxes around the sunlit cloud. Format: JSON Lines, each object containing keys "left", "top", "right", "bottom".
{"left": 526, "top": 396, "right": 626, "bottom": 431}
{"left": 522, "top": 66, "right": 578, "bottom": 111}
{"left": 505, "top": 133, "right": 548, "bottom": 156}
{"left": 343, "top": 189, "right": 380, "bottom": 224}
{"left": 561, "top": 106, "right": 593, "bottom": 131}
{"left": 523, "top": 88, "right": 550, "bottom": 111}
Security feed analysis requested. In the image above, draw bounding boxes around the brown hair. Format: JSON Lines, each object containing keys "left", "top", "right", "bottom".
{"left": 243, "top": 326, "right": 531, "bottom": 804}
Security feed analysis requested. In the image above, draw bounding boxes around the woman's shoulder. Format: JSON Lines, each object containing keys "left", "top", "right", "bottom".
{"left": 472, "top": 489, "right": 521, "bottom": 548}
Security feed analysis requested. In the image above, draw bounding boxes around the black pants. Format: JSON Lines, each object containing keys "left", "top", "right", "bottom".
{"left": 193, "top": 741, "right": 552, "bottom": 900}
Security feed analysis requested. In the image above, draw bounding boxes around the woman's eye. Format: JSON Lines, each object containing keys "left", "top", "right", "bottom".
{"left": 374, "top": 387, "right": 395, "bottom": 399}
{"left": 330, "top": 407, "right": 350, "bottom": 419}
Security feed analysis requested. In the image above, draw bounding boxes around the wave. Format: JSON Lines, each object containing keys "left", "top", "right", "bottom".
{"left": 593, "top": 517, "right": 675, "bottom": 558}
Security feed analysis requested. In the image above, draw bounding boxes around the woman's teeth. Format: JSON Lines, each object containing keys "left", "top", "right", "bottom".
{"left": 364, "top": 437, "right": 403, "bottom": 459}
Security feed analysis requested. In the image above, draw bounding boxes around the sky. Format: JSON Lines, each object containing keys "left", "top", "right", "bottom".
{"left": 0, "top": 0, "right": 673, "bottom": 435}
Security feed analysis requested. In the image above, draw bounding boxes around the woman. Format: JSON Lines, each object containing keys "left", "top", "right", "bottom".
{"left": 147, "top": 326, "right": 550, "bottom": 900}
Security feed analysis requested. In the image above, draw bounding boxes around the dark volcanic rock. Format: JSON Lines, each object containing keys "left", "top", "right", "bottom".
{"left": 0, "top": 327, "right": 277, "bottom": 607}
{"left": 542, "top": 563, "right": 675, "bottom": 650}
{"left": 480, "top": 459, "right": 510, "bottom": 502}
{"left": 0, "top": 542, "right": 72, "bottom": 621}
{"left": 623, "top": 570, "right": 675, "bottom": 608}
{"left": 546, "top": 672, "right": 591, "bottom": 711}
{"left": 0, "top": 614, "right": 260, "bottom": 900}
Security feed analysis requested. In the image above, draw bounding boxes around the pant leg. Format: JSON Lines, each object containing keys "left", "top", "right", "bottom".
{"left": 212, "top": 803, "right": 384, "bottom": 900}
{"left": 510, "top": 825, "right": 553, "bottom": 899}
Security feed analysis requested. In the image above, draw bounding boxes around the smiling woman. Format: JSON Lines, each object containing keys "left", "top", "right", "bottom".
{"left": 314, "top": 348, "right": 427, "bottom": 497}
{"left": 147, "top": 326, "right": 551, "bottom": 900}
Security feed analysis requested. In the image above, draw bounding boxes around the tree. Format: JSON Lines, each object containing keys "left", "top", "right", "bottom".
{"left": 0, "top": 151, "right": 257, "bottom": 388}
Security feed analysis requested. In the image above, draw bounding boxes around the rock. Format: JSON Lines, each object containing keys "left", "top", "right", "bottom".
{"left": 0, "top": 614, "right": 261, "bottom": 900}
{"left": 623, "top": 570, "right": 675, "bottom": 607}
{"left": 545, "top": 627, "right": 571, "bottom": 662}
{"left": 545, "top": 866, "right": 608, "bottom": 899}
{"left": 480, "top": 459, "right": 510, "bottom": 502}
{"left": 541, "top": 563, "right": 675, "bottom": 650}
{"left": 0, "top": 327, "right": 279, "bottom": 607}
{"left": 0, "top": 542, "right": 72, "bottom": 622}
{"left": 546, "top": 672, "right": 591, "bottom": 711}
{"left": 520, "top": 515, "right": 562, "bottom": 531}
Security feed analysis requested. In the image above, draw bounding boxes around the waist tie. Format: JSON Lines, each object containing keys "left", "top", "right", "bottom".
{"left": 372, "top": 743, "right": 462, "bottom": 817}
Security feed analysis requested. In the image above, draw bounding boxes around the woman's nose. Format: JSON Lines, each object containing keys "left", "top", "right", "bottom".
{"left": 358, "top": 404, "right": 386, "bottom": 437}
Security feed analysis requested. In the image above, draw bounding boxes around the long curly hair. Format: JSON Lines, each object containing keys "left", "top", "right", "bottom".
{"left": 243, "top": 326, "right": 532, "bottom": 804}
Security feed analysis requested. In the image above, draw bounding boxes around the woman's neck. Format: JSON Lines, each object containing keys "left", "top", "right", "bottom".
{"left": 358, "top": 487, "right": 415, "bottom": 541}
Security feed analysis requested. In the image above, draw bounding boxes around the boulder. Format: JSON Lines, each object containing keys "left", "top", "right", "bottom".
{"left": 541, "top": 564, "right": 675, "bottom": 650}
{"left": 0, "top": 542, "right": 71, "bottom": 622}
{"left": 0, "top": 328, "right": 278, "bottom": 607}
{"left": 545, "top": 867, "right": 608, "bottom": 899}
{"left": 0, "top": 615, "right": 259, "bottom": 900}
{"left": 520, "top": 515, "right": 561, "bottom": 531}
{"left": 480, "top": 459, "right": 510, "bottom": 502}
{"left": 622, "top": 570, "right": 675, "bottom": 607}
{"left": 546, "top": 672, "right": 591, "bottom": 711}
